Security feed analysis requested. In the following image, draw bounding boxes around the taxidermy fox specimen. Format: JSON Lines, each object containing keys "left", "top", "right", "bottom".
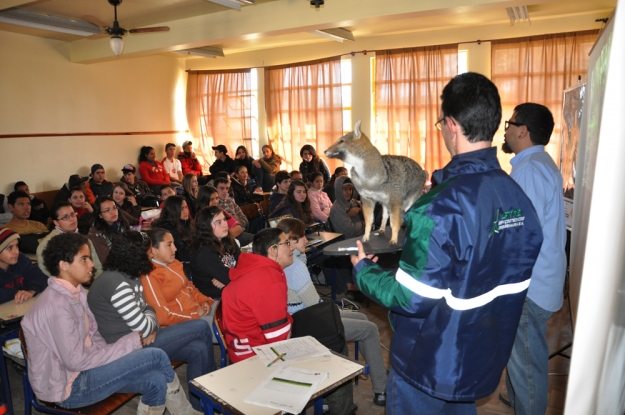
{"left": 324, "top": 120, "right": 427, "bottom": 245}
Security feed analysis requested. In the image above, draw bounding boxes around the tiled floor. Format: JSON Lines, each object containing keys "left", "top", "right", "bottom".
{"left": 6, "top": 289, "right": 572, "bottom": 414}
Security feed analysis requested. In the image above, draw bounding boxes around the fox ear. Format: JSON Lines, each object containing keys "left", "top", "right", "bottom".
{"left": 353, "top": 120, "right": 362, "bottom": 139}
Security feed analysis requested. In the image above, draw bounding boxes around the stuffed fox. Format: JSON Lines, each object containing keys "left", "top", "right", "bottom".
{"left": 325, "top": 121, "right": 427, "bottom": 245}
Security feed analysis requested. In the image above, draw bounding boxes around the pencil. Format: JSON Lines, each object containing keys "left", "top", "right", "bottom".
{"left": 267, "top": 353, "right": 287, "bottom": 367}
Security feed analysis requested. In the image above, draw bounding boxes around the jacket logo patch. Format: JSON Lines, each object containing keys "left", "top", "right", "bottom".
{"left": 489, "top": 209, "right": 525, "bottom": 237}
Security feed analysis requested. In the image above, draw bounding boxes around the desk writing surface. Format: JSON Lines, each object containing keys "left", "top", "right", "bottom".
{"left": 191, "top": 353, "right": 363, "bottom": 415}
{"left": 323, "top": 227, "right": 405, "bottom": 256}
{"left": 0, "top": 295, "right": 38, "bottom": 323}
{"left": 305, "top": 232, "right": 343, "bottom": 253}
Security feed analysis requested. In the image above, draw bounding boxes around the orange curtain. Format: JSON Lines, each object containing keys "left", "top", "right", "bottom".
{"left": 186, "top": 69, "right": 252, "bottom": 171}
{"left": 374, "top": 45, "right": 458, "bottom": 174}
{"left": 491, "top": 30, "right": 599, "bottom": 172}
{"left": 265, "top": 57, "right": 343, "bottom": 172}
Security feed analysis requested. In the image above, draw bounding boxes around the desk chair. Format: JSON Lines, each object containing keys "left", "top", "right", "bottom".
{"left": 212, "top": 302, "right": 229, "bottom": 368}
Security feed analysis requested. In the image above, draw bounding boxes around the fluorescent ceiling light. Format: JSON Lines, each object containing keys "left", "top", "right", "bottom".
{"left": 205, "top": 0, "right": 255, "bottom": 11}
{"left": 506, "top": 6, "right": 531, "bottom": 25}
{"left": 0, "top": 9, "right": 100, "bottom": 36}
{"left": 176, "top": 47, "right": 225, "bottom": 58}
{"left": 310, "top": 28, "right": 355, "bottom": 42}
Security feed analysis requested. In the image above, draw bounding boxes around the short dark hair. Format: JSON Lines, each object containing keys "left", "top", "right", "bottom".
{"left": 13, "top": 181, "right": 27, "bottom": 192}
{"left": 160, "top": 184, "right": 174, "bottom": 194}
{"left": 513, "top": 103, "right": 555, "bottom": 146}
{"left": 309, "top": 171, "right": 324, "bottom": 183}
{"left": 50, "top": 202, "right": 72, "bottom": 221}
{"left": 103, "top": 231, "right": 153, "bottom": 279}
{"left": 252, "top": 228, "right": 284, "bottom": 257}
{"left": 214, "top": 171, "right": 230, "bottom": 181}
{"left": 290, "top": 170, "right": 302, "bottom": 178}
{"left": 146, "top": 228, "right": 171, "bottom": 250}
{"left": 43, "top": 232, "right": 90, "bottom": 277}
{"left": 275, "top": 171, "right": 290, "bottom": 184}
{"left": 166, "top": 143, "right": 176, "bottom": 150}
{"left": 440, "top": 72, "right": 501, "bottom": 143}
{"left": 234, "top": 165, "right": 247, "bottom": 175}
{"left": 276, "top": 218, "right": 306, "bottom": 239}
{"left": 214, "top": 177, "right": 229, "bottom": 188}
{"left": 7, "top": 191, "right": 29, "bottom": 206}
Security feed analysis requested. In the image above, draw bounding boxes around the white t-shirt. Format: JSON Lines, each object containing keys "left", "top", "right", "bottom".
{"left": 162, "top": 157, "right": 183, "bottom": 180}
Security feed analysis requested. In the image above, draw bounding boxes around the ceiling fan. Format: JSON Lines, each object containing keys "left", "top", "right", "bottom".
{"left": 83, "top": 0, "right": 170, "bottom": 56}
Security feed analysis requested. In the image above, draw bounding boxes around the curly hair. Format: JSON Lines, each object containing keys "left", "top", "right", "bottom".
{"left": 152, "top": 195, "right": 193, "bottom": 243}
{"left": 138, "top": 146, "right": 154, "bottom": 163}
{"left": 300, "top": 144, "right": 322, "bottom": 172}
{"left": 191, "top": 206, "right": 236, "bottom": 257}
{"left": 103, "top": 231, "right": 153, "bottom": 279}
{"left": 43, "top": 233, "right": 90, "bottom": 277}
{"left": 93, "top": 196, "right": 130, "bottom": 236}
{"left": 274, "top": 180, "right": 313, "bottom": 224}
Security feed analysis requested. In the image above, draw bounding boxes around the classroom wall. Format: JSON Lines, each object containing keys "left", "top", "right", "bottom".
{"left": 0, "top": 30, "right": 190, "bottom": 194}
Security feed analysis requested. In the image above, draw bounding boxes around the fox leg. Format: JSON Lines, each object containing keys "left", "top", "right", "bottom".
{"left": 388, "top": 202, "right": 403, "bottom": 245}
{"left": 378, "top": 204, "right": 389, "bottom": 235}
{"left": 361, "top": 198, "right": 376, "bottom": 242}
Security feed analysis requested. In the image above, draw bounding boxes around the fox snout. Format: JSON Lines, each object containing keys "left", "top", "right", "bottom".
{"left": 325, "top": 144, "right": 345, "bottom": 160}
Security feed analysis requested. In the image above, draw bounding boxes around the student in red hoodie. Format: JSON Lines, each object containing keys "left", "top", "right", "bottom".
{"left": 221, "top": 228, "right": 293, "bottom": 363}
{"left": 138, "top": 146, "right": 171, "bottom": 194}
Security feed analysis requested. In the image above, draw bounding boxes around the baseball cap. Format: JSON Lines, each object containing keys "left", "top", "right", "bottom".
{"left": 212, "top": 145, "right": 228, "bottom": 154}
{"left": 122, "top": 164, "right": 136, "bottom": 174}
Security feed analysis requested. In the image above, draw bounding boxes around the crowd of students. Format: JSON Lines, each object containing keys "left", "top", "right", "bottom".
{"left": 0, "top": 139, "right": 391, "bottom": 414}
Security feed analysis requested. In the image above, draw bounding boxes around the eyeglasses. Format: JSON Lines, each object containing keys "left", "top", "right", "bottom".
{"left": 271, "top": 240, "right": 291, "bottom": 249}
{"left": 505, "top": 120, "right": 526, "bottom": 130}
{"left": 57, "top": 212, "right": 78, "bottom": 221}
{"left": 435, "top": 117, "right": 446, "bottom": 131}
{"left": 212, "top": 219, "right": 226, "bottom": 227}
{"left": 101, "top": 205, "right": 118, "bottom": 214}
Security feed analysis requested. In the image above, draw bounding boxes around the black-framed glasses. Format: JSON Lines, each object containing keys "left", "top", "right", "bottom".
{"left": 57, "top": 212, "right": 78, "bottom": 222}
{"left": 435, "top": 117, "right": 446, "bottom": 131}
{"left": 505, "top": 120, "right": 525, "bottom": 130}
{"left": 271, "top": 240, "right": 291, "bottom": 249}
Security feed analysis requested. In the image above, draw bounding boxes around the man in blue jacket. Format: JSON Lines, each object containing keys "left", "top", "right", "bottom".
{"left": 350, "top": 72, "right": 544, "bottom": 414}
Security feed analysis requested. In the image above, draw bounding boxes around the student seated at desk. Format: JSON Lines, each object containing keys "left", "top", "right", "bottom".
{"left": 0, "top": 229, "right": 47, "bottom": 304}
{"left": 308, "top": 172, "right": 333, "bottom": 223}
{"left": 189, "top": 207, "right": 240, "bottom": 301}
{"left": 270, "top": 180, "right": 314, "bottom": 225}
{"left": 214, "top": 178, "right": 249, "bottom": 231}
{"left": 87, "top": 231, "right": 215, "bottom": 412}
{"left": 87, "top": 197, "right": 131, "bottom": 265}
{"left": 269, "top": 170, "right": 291, "bottom": 212}
{"left": 3, "top": 191, "right": 49, "bottom": 236}
{"left": 277, "top": 218, "right": 387, "bottom": 407}
{"left": 111, "top": 182, "right": 142, "bottom": 224}
{"left": 150, "top": 196, "right": 193, "bottom": 263}
{"left": 142, "top": 229, "right": 218, "bottom": 339}
{"left": 329, "top": 177, "right": 364, "bottom": 239}
{"left": 36, "top": 203, "right": 102, "bottom": 279}
{"left": 22, "top": 232, "right": 194, "bottom": 415}
{"left": 68, "top": 187, "right": 95, "bottom": 235}
{"left": 196, "top": 186, "right": 253, "bottom": 246}
{"left": 14, "top": 181, "right": 49, "bottom": 226}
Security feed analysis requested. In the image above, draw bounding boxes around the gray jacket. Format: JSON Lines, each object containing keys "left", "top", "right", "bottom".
{"left": 329, "top": 176, "right": 365, "bottom": 239}
{"left": 21, "top": 278, "right": 141, "bottom": 403}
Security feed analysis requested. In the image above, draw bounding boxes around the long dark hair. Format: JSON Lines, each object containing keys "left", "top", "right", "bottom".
{"left": 93, "top": 196, "right": 130, "bottom": 236}
{"left": 152, "top": 195, "right": 192, "bottom": 241}
{"left": 191, "top": 206, "right": 236, "bottom": 257}
{"left": 274, "top": 180, "right": 313, "bottom": 224}
{"left": 235, "top": 145, "right": 250, "bottom": 158}
{"left": 197, "top": 186, "right": 217, "bottom": 209}
{"left": 138, "top": 146, "right": 154, "bottom": 163}
{"left": 300, "top": 144, "right": 321, "bottom": 171}
{"left": 103, "top": 231, "right": 153, "bottom": 279}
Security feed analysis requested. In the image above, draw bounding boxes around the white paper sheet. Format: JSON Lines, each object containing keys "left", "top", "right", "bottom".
{"left": 244, "top": 365, "right": 328, "bottom": 414}
{"left": 253, "top": 336, "right": 330, "bottom": 367}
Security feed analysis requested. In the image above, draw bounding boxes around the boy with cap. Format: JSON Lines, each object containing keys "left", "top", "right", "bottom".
{"left": 54, "top": 174, "right": 89, "bottom": 204}
{"left": 209, "top": 145, "right": 234, "bottom": 176}
{"left": 120, "top": 164, "right": 154, "bottom": 204}
{"left": 0, "top": 228, "right": 48, "bottom": 304}
{"left": 84, "top": 164, "right": 114, "bottom": 204}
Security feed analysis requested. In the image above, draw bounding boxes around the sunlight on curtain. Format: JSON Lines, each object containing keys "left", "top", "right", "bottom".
{"left": 265, "top": 57, "right": 343, "bottom": 173}
{"left": 374, "top": 45, "right": 458, "bottom": 174}
{"left": 491, "top": 30, "right": 599, "bottom": 173}
{"left": 186, "top": 69, "right": 252, "bottom": 172}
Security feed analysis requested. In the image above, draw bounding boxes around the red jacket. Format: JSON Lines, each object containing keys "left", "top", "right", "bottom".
{"left": 178, "top": 152, "right": 203, "bottom": 176}
{"left": 138, "top": 161, "right": 170, "bottom": 186}
{"left": 222, "top": 253, "right": 292, "bottom": 363}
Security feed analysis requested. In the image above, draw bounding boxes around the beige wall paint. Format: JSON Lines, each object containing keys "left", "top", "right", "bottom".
{"left": 0, "top": 30, "right": 189, "bottom": 194}
{"left": 460, "top": 42, "right": 492, "bottom": 78}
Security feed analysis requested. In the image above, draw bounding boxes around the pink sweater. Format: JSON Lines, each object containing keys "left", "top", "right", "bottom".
{"left": 308, "top": 188, "right": 332, "bottom": 222}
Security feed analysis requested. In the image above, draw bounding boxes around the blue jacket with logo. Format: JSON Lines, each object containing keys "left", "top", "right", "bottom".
{"left": 353, "top": 147, "right": 543, "bottom": 401}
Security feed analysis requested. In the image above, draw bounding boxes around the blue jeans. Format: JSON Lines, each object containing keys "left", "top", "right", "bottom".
{"left": 506, "top": 297, "right": 552, "bottom": 415}
{"left": 387, "top": 368, "right": 476, "bottom": 415}
{"left": 148, "top": 318, "right": 216, "bottom": 410}
{"left": 59, "top": 348, "right": 173, "bottom": 408}
{"left": 253, "top": 165, "right": 275, "bottom": 192}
